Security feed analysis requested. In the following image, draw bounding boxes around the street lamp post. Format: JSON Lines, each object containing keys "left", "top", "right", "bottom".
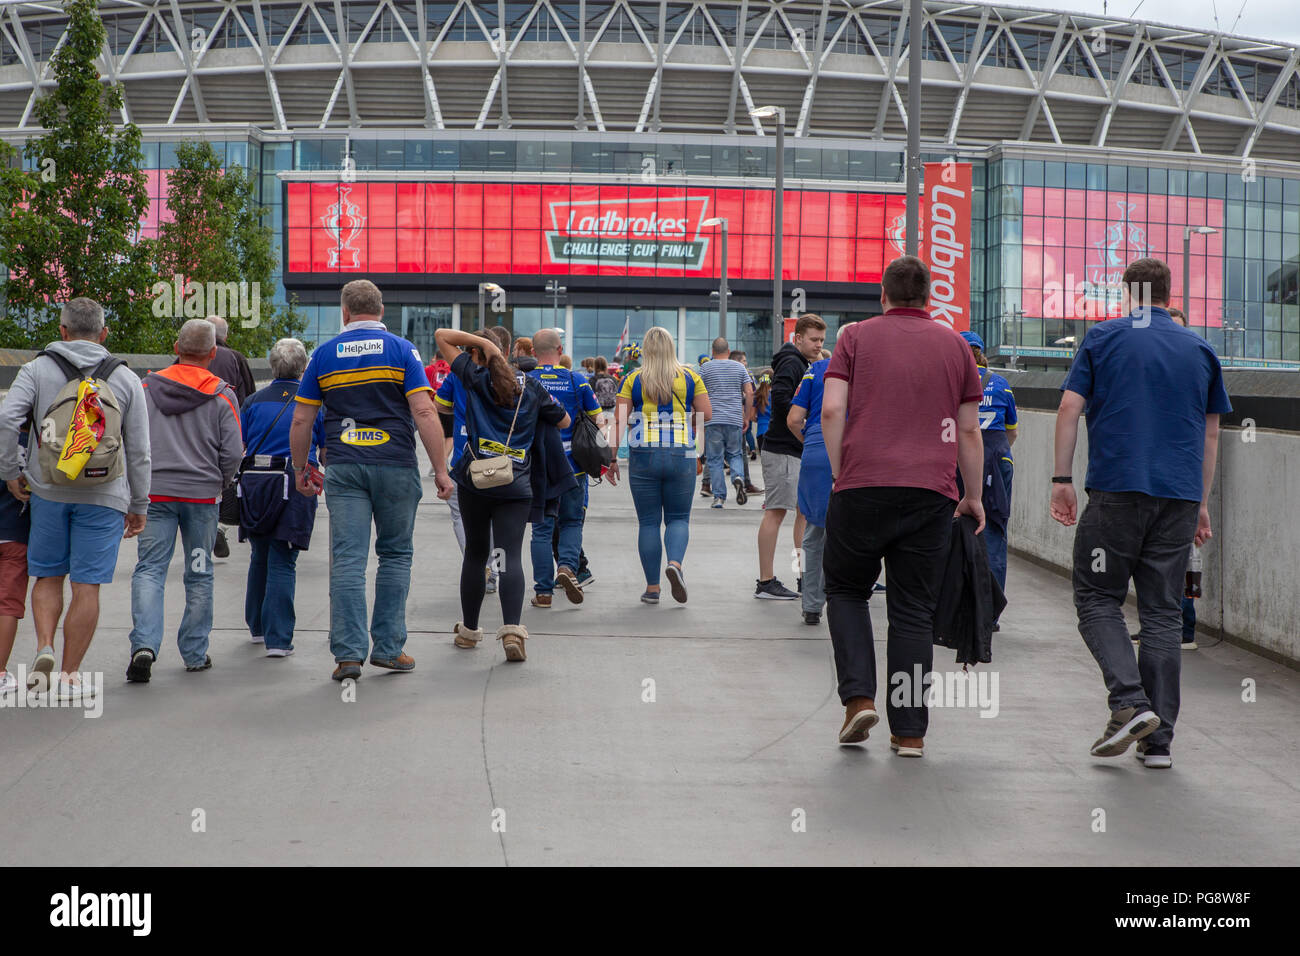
{"left": 1182, "top": 226, "right": 1217, "bottom": 327}
{"left": 478, "top": 281, "right": 503, "bottom": 327}
{"left": 751, "top": 105, "right": 785, "bottom": 354}
{"left": 546, "top": 279, "right": 566, "bottom": 331}
{"left": 1004, "top": 306, "right": 1025, "bottom": 370}
{"left": 702, "top": 217, "right": 729, "bottom": 340}
{"left": 905, "top": 0, "right": 921, "bottom": 255}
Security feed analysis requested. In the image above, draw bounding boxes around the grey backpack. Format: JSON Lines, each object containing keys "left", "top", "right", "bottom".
{"left": 34, "top": 351, "right": 127, "bottom": 486}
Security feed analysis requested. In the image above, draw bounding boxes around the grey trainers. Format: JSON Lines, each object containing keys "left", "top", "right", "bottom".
{"left": 1090, "top": 706, "right": 1161, "bottom": 757}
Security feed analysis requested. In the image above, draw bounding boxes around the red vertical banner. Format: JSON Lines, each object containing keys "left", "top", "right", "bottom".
{"left": 922, "top": 162, "right": 972, "bottom": 332}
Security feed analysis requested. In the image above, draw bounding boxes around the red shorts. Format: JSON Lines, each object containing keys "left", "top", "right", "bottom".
{"left": 0, "top": 541, "right": 30, "bottom": 618}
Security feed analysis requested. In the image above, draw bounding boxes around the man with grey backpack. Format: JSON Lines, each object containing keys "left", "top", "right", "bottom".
{"left": 0, "top": 298, "right": 151, "bottom": 702}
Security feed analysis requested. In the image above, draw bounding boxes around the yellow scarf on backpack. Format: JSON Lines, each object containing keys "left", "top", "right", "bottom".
{"left": 57, "top": 380, "right": 107, "bottom": 480}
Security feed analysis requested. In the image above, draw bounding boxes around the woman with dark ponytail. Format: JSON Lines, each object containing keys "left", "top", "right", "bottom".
{"left": 436, "top": 328, "right": 569, "bottom": 663}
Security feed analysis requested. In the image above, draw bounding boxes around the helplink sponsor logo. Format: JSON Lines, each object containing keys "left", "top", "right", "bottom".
{"left": 49, "top": 887, "right": 151, "bottom": 936}
{"left": 545, "top": 195, "right": 712, "bottom": 268}
{"left": 0, "top": 666, "right": 103, "bottom": 718}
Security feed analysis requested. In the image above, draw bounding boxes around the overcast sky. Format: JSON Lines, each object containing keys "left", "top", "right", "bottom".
{"left": 995, "top": 0, "right": 1300, "bottom": 45}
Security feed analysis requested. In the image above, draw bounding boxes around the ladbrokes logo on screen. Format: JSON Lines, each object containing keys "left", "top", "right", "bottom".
{"left": 545, "top": 195, "right": 712, "bottom": 269}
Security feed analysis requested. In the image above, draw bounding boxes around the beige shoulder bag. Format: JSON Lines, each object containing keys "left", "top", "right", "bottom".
{"left": 468, "top": 382, "right": 524, "bottom": 490}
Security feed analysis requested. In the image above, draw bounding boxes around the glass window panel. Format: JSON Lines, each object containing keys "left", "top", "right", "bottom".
{"left": 1045, "top": 161, "right": 1065, "bottom": 187}
{"left": 405, "top": 138, "right": 433, "bottom": 169}
{"left": 542, "top": 139, "right": 571, "bottom": 171}
{"left": 433, "top": 139, "right": 459, "bottom": 169}
{"left": 1066, "top": 162, "right": 1086, "bottom": 189}
{"left": 459, "top": 139, "right": 487, "bottom": 168}
{"left": 487, "top": 140, "right": 516, "bottom": 170}
{"left": 351, "top": 139, "right": 377, "bottom": 169}
{"left": 1188, "top": 169, "right": 1207, "bottom": 197}
{"left": 378, "top": 139, "right": 405, "bottom": 168}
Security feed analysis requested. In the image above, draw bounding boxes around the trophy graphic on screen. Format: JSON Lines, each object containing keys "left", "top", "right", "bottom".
{"left": 1085, "top": 200, "right": 1147, "bottom": 313}
{"left": 323, "top": 186, "right": 365, "bottom": 269}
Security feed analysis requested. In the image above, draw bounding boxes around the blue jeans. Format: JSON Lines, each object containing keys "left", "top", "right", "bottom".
{"left": 128, "top": 501, "right": 219, "bottom": 667}
{"left": 704, "top": 424, "right": 745, "bottom": 501}
{"left": 628, "top": 446, "right": 696, "bottom": 587}
{"left": 324, "top": 462, "right": 422, "bottom": 664}
{"left": 246, "top": 535, "right": 300, "bottom": 650}
{"left": 531, "top": 480, "right": 586, "bottom": 594}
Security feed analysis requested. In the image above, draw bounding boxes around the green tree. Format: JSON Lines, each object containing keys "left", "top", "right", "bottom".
{"left": 153, "top": 139, "right": 304, "bottom": 355}
{"left": 0, "top": 0, "right": 155, "bottom": 350}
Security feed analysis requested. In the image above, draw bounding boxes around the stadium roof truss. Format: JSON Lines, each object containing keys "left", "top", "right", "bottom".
{"left": 0, "top": 0, "right": 1298, "bottom": 160}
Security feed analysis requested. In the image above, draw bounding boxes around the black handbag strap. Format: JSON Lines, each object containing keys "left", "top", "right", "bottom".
{"left": 247, "top": 393, "right": 296, "bottom": 459}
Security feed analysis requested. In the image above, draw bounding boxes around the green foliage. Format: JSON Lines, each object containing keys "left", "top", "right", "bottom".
{"left": 153, "top": 140, "right": 304, "bottom": 356}
{"left": 0, "top": 0, "right": 155, "bottom": 350}
{"left": 0, "top": 0, "right": 302, "bottom": 356}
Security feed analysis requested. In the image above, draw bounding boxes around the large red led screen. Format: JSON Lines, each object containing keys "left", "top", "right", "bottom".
{"left": 285, "top": 182, "right": 918, "bottom": 283}
{"left": 1021, "top": 187, "right": 1225, "bottom": 324}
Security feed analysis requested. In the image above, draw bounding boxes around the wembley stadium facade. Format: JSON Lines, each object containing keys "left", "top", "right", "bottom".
{"left": 3, "top": 0, "right": 1300, "bottom": 366}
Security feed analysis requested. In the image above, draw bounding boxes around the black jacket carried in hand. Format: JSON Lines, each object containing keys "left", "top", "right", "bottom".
{"left": 762, "top": 342, "right": 810, "bottom": 457}
{"left": 529, "top": 419, "right": 578, "bottom": 524}
{"left": 933, "top": 515, "right": 1006, "bottom": 665}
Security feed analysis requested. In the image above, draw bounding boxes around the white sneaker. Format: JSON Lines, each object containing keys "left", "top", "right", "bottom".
{"left": 266, "top": 647, "right": 294, "bottom": 658}
{"left": 0, "top": 671, "right": 16, "bottom": 696}
{"left": 55, "top": 676, "right": 94, "bottom": 702}
{"left": 29, "top": 646, "right": 55, "bottom": 690}
{"left": 250, "top": 634, "right": 265, "bottom": 645}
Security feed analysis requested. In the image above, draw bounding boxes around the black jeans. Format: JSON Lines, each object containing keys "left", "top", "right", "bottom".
{"left": 458, "top": 485, "right": 531, "bottom": 630}
{"left": 824, "top": 486, "right": 955, "bottom": 738}
{"left": 1072, "top": 490, "right": 1199, "bottom": 750}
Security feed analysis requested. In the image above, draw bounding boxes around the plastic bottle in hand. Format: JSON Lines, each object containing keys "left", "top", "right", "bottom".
{"left": 1184, "top": 544, "right": 1203, "bottom": 599}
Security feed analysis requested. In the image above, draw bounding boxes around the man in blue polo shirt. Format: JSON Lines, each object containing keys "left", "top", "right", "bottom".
{"left": 527, "top": 328, "right": 601, "bottom": 607}
{"left": 1052, "top": 257, "right": 1231, "bottom": 769}
{"left": 289, "top": 279, "right": 453, "bottom": 682}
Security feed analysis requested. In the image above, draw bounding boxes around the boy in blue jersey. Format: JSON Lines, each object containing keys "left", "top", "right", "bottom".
{"left": 527, "top": 328, "right": 601, "bottom": 606}
{"left": 960, "top": 331, "right": 1017, "bottom": 628}
{"left": 1053, "top": 258, "right": 1231, "bottom": 768}
{"left": 289, "top": 280, "right": 453, "bottom": 683}
{"left": 787, "top": 357, "right": 831, "bottom": 626}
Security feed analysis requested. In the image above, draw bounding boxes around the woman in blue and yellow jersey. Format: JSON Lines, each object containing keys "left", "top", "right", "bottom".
{"left": 607, "top": 327, "right": 711, "bottom": 605}
{"left": 435, "top": 327, "right": 570, "bottom": 663}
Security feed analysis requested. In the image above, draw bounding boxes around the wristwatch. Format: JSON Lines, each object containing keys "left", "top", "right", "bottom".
{"left": 1051, "top": 475, "right": 1073, "bottom": 484}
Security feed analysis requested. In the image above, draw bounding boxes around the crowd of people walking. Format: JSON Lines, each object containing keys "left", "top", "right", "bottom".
{"left": 0, "top": 256, "right": 1229, "bottom": 770}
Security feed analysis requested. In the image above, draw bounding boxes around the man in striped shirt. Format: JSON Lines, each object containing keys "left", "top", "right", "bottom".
{"left": 697, "top": 337, "right": 754, "bottom": 509}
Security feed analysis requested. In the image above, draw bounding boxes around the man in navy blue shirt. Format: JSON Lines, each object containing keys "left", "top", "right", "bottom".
{"left": 1052, "top": 257, "right": 1231, "bottom": 770}
{"left": 527, "top": 328, "right": 601, "bottom": 607}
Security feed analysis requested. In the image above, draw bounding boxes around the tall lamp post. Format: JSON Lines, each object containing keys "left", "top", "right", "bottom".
{"left": 751, "top": 105, "right": 785, "bottom": 354}
{"left": 905, "top": 0, "right": 921, "bottom": 255}
{"left": 546, "top": 279, "right": 566, "bottom": 331}
{"left": 702, "top": 217, "right": 729, "bottom": 339}
{"left": 478, "top": 281, "right": 504, "bottom": 327}
{"left": 1003, "top": 305, "right": 1025, "bottom": 370}
{"left": 1183, "top": 226, "right": 1217, "bottom": 328}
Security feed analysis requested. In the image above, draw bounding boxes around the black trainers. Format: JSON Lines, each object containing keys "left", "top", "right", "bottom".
{"left": 755, "top": 578, "right": 799, "bottom": 600}
{"left": 126, "top": 648, "right": 155, "bottom": 683}
{"left": 733, "top": 477, "right": 747, "bottom": 506}
{"left": 803, "top": 611, "right": 821, "bottom": 625}
{"left": 1090, "top": 706, "right": 1161, "bottom": 757}
{"left": 665, "top": 564, "right": 687, "bottom": 604}
{"left": 185, "top": 655, "right": 213, "bottom": 673}
{"left": 213, "top": 528, "right": 230, "bottom": 559}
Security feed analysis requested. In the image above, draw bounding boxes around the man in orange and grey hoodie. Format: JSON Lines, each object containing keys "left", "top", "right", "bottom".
{"left": 125, "top": 319, "right": 242, "bottom": 682}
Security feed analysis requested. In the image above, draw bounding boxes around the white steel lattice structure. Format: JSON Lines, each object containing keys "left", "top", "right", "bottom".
{"left": 1, "top": 0, "right": 1299, "bottom": 158}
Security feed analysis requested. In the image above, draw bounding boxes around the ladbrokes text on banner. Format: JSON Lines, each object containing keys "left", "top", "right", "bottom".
{"left": 922, "top": 162, "right": 973, "bottom": 332}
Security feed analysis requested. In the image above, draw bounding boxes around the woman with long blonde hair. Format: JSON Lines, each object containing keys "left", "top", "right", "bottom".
{"left": 607, "top": 326, "right": 711, "bottom": 604}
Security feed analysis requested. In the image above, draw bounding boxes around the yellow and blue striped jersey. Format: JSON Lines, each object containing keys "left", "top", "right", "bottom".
{"left": 619, "top": 367, "right": 707, "bottom": 448}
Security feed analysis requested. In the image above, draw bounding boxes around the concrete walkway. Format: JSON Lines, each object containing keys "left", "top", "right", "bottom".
{"left": 2, "top": 469, "right": 1297, "bottom": 866}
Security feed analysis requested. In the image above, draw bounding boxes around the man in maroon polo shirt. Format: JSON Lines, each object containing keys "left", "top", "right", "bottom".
{"left": 820, "top": 256, "right": 986, "bottom": 757}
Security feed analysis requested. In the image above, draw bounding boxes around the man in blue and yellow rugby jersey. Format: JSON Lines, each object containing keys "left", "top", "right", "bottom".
{"left": 960, "top": 331, "right": 1017, "bottom": 625}
{"left": 289, "top": 280, "right": 453, "bottom": 682}
{"left": 527, "top": 328, "right": 601, "bottom": 607}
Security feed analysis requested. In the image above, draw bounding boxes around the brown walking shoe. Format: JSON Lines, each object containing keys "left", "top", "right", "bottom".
{"left": 369, "top": 652, "right": 415, "bottom": 672}
{"left": 890, "top": 735, "right": 925, "bottom": 757}
{"left": 556, "top": 566, "right": 584, "bottom": 604}
{"left": 838, "top": 697, "right": 880, "bottom": 744}
{"left": 531, "top": 592, "right": 552, "bottom": 608}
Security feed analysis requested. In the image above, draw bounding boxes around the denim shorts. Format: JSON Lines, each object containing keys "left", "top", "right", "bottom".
{"left": 27, "top": 496, "right": 125, "bottom": 584}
